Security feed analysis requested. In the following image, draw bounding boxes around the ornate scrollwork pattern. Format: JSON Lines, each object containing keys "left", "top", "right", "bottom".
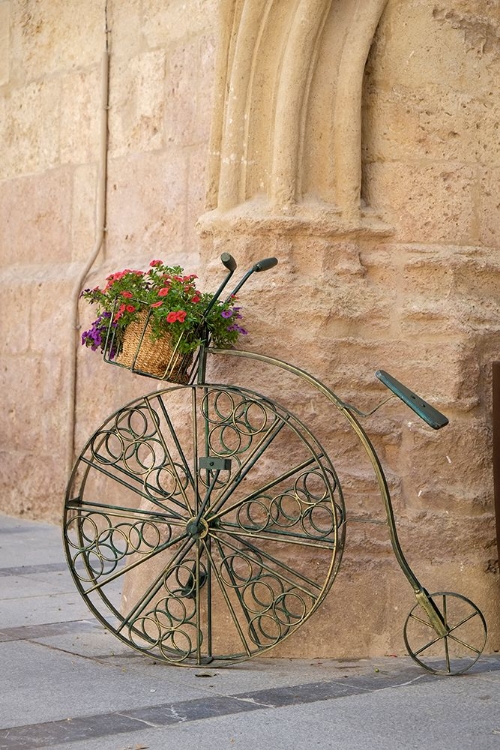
{"left": 64, "top": 384, "right": 345, "bottom": 665}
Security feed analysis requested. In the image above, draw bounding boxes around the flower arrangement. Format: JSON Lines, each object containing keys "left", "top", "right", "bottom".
{"left": 80, "top": 259, "right": 247, "bottom": 363}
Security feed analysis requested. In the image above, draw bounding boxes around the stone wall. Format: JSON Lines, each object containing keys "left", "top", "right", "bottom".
{"left": 1, "top": 0, "right": 499, "bottom": 659}
{"left": 0, "top": 0, "right": 217, "bottom": 515}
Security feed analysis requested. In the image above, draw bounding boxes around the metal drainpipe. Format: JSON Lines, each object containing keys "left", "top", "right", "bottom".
{"left": 492, "top": 362, "right": 500, "bottom": 563}
{"left": 66, "top": 11, "right": 110, "bottom": 480}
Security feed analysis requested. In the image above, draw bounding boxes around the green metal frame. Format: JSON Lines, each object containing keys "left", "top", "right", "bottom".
{"left": 63, "top": 342, "right": 487, "bottom": 674}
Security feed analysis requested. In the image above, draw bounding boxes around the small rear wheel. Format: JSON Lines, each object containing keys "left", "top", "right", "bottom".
{"left": 403, "top": 591, "right": 487, "bottom": 675}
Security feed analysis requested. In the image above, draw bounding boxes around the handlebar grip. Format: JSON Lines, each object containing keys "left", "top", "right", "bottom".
{"left": 220, "top": 253, "right": 237, "bottom": 272}
{"left": 253, "top": 257, "right": 278, "bottom": 272}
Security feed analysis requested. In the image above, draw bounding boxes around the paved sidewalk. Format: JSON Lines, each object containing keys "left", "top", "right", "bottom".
{"left": 1, "top": 512, "right": 499, "bottom": 750}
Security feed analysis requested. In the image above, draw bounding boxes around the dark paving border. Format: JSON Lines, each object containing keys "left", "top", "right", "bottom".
{"left": 0, "top": 620, "right": 100, "bottom": 643}
{"left": 0, "top": 664, "right": 470, "bottom": 750}
{"left": 0, "top": 634, "right": 498, "bottom": 749}
{"left": 0, "top": 563, "right": 68, "bottom": 578}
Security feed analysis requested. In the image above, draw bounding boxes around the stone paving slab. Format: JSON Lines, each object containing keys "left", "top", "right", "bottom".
{"left": 1, "top": 512, "right": 499, "bottom": 750}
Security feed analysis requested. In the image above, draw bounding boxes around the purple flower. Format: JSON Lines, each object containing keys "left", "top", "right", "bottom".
{"left": 81, "top": 312, "right": 117, "bottom": 357}
{"left": 227, "top": 324, "right": 248, "bottom": 335}
{"left": 221, "top": 309, "right": 233, "bottom": 318}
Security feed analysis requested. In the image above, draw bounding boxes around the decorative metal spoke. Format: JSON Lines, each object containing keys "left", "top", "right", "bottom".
{"left": 63, "top": 383, "right": 345, "bottom": 665}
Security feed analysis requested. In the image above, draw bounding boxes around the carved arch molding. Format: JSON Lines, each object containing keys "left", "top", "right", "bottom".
{"left": 201, "top": 0, "right": 390, "bottom": 234}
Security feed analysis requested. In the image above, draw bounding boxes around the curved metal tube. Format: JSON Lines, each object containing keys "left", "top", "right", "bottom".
{"left": 207, "top": 347, "right": 426, "bottom": 595}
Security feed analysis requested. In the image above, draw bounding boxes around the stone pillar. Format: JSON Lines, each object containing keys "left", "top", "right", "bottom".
{"left": 192, "top": 0, "right": 500, "bottom": 657}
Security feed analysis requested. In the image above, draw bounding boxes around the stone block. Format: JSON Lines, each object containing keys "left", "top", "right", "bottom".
{"left": 142, "top": 0, "right": 218, "bottom": 47}
{"left": 0, "top": 448, "right": 66, "bottom": 522}
{"left": 372, "top": 1, "right": 498, "bottom": 96}
{"left": 363, "top": 85, "right": 500, "bottom": 167}
{"left": 71, "top": 164, "right": 98, "bottom": 262}
{"left": 0, "top": 79, "right": 62, "bottom": 180}
{"left": 0, "top": 352, "right": 66, "bottom": 457}
{"left": 165, "top": 41, "right": 201, "bottom": 147}
{"left": 363, "top": 162, "right": 476, "bottom": 245}
{"left": 107, "top": 0, "right": 142, "bottom": 60}
{"left": 187, "top": 144, "right": 209, "bottom": 250}
{"left": 29, "top": 275, "right": 75, "bottom": 355}
{"left": 478, "top": 167, "right": 500, "bottom": 247}
{"left": 108, "top": 50, "right": 166, "bottom": 158}
{"left": 105, "top": 150, "right": 189, "bottom": 256}
{"left": 396, "top": 418, "right": 492, "bottom": 512}
{"left": 165, "top": 34, "right": 216, "bottom": 147}
{"left": 60, "top": 68, "right": 101, "bottom": 165}
{"left": 0, "top": 1, "right": 10, "bottom": 86}
{"left": 0, "top": 276, "right": 31, "bottom": 356}
{"left": 11, "top": 0, "right": 104, "bottom": 80}
{"left": 0, "top": 170, "right": 72, "bottom": 266}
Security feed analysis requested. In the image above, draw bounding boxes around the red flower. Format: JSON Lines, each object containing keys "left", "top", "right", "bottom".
{"left": 113, "top": 304, "right": 126, "bottom": 322}
{"left": 191, "top": 294, "right": 201, "bottom": 304}
{"left": 166, "top": 312, "right": 177, "bottom": 323}
{"left": 126, "top": 305, "right": 136, "bottom": 313}
{"left": 150, "top": 260, "right": 163, "bottom": 266}
{"left": 150, "top": 301, "right": 163, "bottom": 308}
{"left": 176, "top": 310, "right": 187, "bottom": 323}
{"left": 158, "top": 287, "right": 170, "bottom": 297}
{"left": 121, "top": 291, "right": 133, "bottom": 298}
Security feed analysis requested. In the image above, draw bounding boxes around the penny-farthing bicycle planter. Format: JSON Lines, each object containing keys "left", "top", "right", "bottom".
{"left": 64, "top": 254, "right": 487, "bottom": 673}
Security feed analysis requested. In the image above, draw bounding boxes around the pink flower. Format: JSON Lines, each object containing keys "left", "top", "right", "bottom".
{"left": 150, "top": 301, "right": 163, "bottom": 308}
{"left": 150, "top": 260, "right": 163, "bottom": 267}
{"left": 158, "top": 287, "right": 170, "bottom": 297}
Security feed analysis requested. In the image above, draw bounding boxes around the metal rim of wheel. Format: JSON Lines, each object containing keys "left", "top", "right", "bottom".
{"left": 403, "top": 591, "right": 487, "bottom": 675}
{"left": 64, "top": 383, "right": 346, "bottom": 666}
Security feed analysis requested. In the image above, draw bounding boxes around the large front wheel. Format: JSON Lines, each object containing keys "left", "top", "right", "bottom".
{"left": 64, "top": 384, "right": 345, "bottom": 666}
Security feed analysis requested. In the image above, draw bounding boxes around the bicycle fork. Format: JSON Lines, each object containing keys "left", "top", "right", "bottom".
{"left": 348, "top": 411, "right": 450, "bottom": 638}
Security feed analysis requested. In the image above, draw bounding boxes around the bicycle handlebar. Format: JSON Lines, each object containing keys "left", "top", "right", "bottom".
{"left": 198, "top": 254, "right": 279, "bottom": 325}
{"left": 253, "top": 257, "right": 278, "bottom": 272}
{"left": 226, "top": 256, "right": 278, "bottom": 299}
{"left": 220, "top": 252, "right": 237, "bottom": 272}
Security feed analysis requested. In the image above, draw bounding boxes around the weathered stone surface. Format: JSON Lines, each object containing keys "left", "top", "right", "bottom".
{"left": 0, "top": 2, "right": 10, "bottom": 86}
{"left": 479, "top": 167, "right": 500, "bottom": 247}
{"left": 71, "top": 164, "right": 99, "bottom": 262}
{"left": 142, "top": 0, "right": 218, "bottom": 47}
{"left": 108, "top": 50, "right": 166, "bottom": 157}
{"left": 369, "top": 1, "right": 499, "bottom": 94}
{"left": 364, "top": 163, "right": 477, "bottom": 244}
{"left": 60, "top": 68, "right": 102, "bottom": 165}
{"left": 0, "top": 0, "right": 499, "bottom": 659}
{"left": 0, "top": 170, "right": 73, "bottom": 266}
{"left": 107, "top": 0, "right": 142, "bottom": 60}
{"left": 0, "top": 78, "right": 62, "bottom": 179}
{"left": 105, "top": 150, "right": 190, "bottom": 256}
{"left": 165, "top": 37, "right": 215, "bottom": 147}
{"left": 10, "top": 0, "right": 104, "bottom": 80}
{"left": 363, "top": 85, "right": 500, "bottom": 166}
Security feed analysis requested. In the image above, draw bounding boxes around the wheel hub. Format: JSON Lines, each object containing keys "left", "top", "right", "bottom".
{"left": 186, "top": 516, "right": 209, "bottom": 539}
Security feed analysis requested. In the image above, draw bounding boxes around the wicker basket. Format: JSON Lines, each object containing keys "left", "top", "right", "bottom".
{"left": 115, "top": 312, "right": 193, "bottom": 382}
